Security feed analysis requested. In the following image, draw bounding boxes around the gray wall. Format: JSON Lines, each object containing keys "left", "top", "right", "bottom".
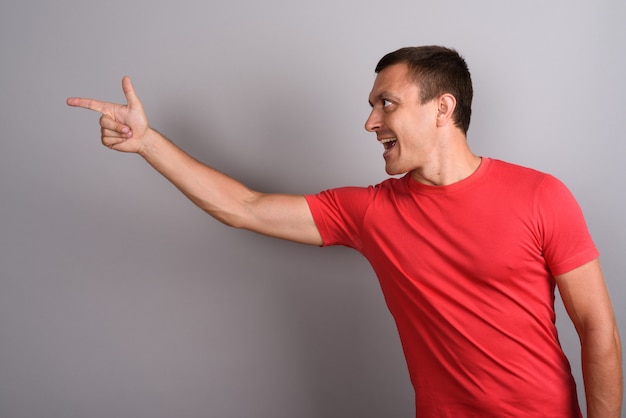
{"left": 1, "top": 0, "right": 624, "bottom": 417}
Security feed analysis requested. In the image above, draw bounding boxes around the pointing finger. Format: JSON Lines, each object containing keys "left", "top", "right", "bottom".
{"left": 66, "top": 97, "right": 108, "bottom": 113}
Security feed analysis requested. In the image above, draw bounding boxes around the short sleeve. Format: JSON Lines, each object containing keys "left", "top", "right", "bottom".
{"left": 536, "top": 175, "right": 599, "bottom": 276}
{"left": 304, "top": 186, "right": 375, "bottom": 250}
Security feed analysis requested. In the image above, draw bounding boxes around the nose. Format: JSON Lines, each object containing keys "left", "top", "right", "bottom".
{"left": 364, "top": 108, "right": 380, "bottom": 132}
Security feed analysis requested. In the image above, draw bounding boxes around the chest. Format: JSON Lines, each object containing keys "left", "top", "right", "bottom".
{"left": 361, "top": 189, "right": 548, "bottom": 287}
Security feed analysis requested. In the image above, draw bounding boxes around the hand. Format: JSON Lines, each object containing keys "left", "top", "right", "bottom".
{"left": 67, "top": 76, "right": 149, "bottom": 153}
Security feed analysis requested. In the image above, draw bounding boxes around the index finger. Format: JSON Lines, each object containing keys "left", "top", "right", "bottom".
{"left": 66, "top": 97, "right": 109, "bottom": 113}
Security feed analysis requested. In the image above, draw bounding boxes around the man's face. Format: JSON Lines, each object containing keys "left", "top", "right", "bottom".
{"left": 365, "top": 63, "right": 439, "bottom": 176}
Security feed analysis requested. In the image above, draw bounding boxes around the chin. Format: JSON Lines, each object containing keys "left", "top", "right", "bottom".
{"left": 384, "top": 165, "right": 408, "bottom": 176}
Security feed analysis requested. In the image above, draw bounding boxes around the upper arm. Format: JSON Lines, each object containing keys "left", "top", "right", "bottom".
{"left": 239, "top": 192, "right": 323, "bottom": 246}
{"left": 555, "top": 258, "right": 617, "bottom": 336}
{"left": 555, "top": 260, "right": 622, "bottom": 417}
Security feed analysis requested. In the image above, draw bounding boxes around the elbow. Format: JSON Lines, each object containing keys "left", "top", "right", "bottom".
{"left": 203, "top": 208, "right": 247, "bottom": 229}
{"left": 580, "top": 320, "right": 622, "bottom": 359}
{"left": 193, "top": 190, "right": 259, "bottom": 231}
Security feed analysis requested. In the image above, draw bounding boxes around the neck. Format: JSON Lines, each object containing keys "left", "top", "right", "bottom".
{"left": 410, "top": 139, "right": 482, "bottom": 186}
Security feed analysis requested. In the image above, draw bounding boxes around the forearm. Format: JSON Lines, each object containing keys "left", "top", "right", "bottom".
{"left": 582, "top": 325, "right": 623, "bottom": 418}
{"left": 138, "top": 128, "right": 256, "bottom": 227}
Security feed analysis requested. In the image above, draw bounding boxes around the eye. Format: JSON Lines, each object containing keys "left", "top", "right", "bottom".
{"left": 382, "top": 99, "right": 393, "bottom": 108}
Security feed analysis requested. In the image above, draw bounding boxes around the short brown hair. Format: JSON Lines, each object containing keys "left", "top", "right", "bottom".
{"left": 375, "top": 46, "right": 473, "bottom": 134}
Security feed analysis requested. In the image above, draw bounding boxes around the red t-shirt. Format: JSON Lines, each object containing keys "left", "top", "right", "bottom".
{"left": 305, "top": 158, "right": 598, "bottom": 417}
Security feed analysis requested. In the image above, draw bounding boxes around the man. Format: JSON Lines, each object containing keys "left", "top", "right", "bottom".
{"left": 67, "top": 46, "right": 622, "bottom": 417}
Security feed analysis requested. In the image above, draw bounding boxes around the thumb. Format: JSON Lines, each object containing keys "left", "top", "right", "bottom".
{"left": 121, "top": 76, "right": 142, "bottom": 109}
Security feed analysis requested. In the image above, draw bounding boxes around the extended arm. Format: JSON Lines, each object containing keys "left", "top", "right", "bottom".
{"left": 555, "top": 258, "right": 623, "bottom": 418}
{"left": 67, "top": 77, "right": 323, "bottom": 246}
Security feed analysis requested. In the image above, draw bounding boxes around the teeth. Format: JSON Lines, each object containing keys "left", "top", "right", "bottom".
{"left": 379, "top": 138, "right": 397, "bottom": 144}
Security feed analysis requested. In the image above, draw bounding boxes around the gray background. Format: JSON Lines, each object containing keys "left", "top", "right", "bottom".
{"left": 1, "top": 0, "right": 624, "bottom": 417}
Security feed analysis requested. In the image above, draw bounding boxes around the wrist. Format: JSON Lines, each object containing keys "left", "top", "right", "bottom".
{"left": 137, "top": 128, "right": 161, "bottom": 159}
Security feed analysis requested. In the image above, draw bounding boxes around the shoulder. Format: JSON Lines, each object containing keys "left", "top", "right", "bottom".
{"left": 487, "top": 158, "right": 548, "bottom": 180}
{"left": 313, "top": 175, "right": 407, "bottom": 199}
{"left": 486, "top": 159, "right": 583, "bottom": 221}
{"left": 305, "top": 176, "right": 407, "bottom": 216}
{"left": 484, "top": 158, "right": 558, "bottom": 192}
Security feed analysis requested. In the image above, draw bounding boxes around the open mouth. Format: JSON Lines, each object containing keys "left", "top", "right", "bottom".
{"left": 379, "top": 138, "right": 397, "bottom": 150}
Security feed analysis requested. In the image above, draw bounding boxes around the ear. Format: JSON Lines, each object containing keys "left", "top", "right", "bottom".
{"left": 435, "top": 94, "right": 457, "bottom": 127}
